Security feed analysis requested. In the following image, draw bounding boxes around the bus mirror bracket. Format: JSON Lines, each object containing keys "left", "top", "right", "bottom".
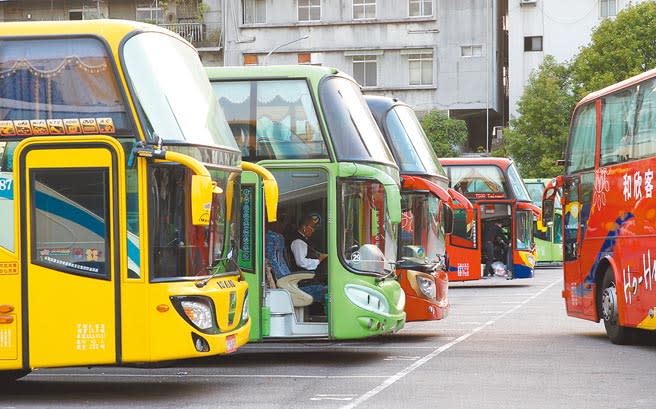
{"left": 338, "top": 163, "right": 402, "bottom": 224}
{"left": 240, "top": 162, "right": 279, "bottom": 222}
{"left": 131, "top": 142, "right": 222, "bottom": 226}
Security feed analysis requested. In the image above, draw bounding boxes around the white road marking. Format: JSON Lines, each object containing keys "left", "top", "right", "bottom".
{"left": 310, "top": 394, "right": 357, "bottom": 401}
{"left": 383, "top": 356, "right": 420, "bottom": 361}
{"left": 339, "top": 277, "right": 563, "bottom": 409}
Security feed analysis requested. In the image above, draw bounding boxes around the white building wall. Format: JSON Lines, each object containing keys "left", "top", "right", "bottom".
{"left": 508, "top": 0, "right": 648, "bottom": 120}
{"left": 223, "top": 0, "right": 499, "bottom": 117}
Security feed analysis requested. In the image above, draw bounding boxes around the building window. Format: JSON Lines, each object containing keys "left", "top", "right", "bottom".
{"left": 244, "top": 54, "right": 258, "bottom": 65}
{"left": 353, "top": 0, "right": 376, "bottom": 20}
{"left": 461, "top": 45, "right": 483, "bottom": 57}
{"left": 299, "top": 0, "right": 321, "bottom": 21}
{"left": 298, "top": 53, "right": 311, "bottom": 64}
{"left": 600, "top": 0, "right": 617, "bottom": 17}
{"left": 408, "top": 52, "right": 433, "bottom": 86}
{"left": 136, "top": 3, "right": 163, "bottom": 23}
{"left": 524, "top": 36, "right": 543, "bottom": 52}
{"left": 353, "top": 55, "right": 377, "bottom": 87}
{"left": 243, "top": 0, "right": 266, "bottom": 24}
{"left": 409, "top": 0, "right": 432, "bottom": 17}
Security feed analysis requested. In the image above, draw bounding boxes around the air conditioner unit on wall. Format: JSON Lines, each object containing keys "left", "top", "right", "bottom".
{"left": 520, "top": 0, "right": 537, "bottom": 5}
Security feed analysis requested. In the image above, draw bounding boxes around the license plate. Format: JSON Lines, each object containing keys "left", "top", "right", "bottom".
{"left": 226, "top": 334, "right": 237, "bottom": 353}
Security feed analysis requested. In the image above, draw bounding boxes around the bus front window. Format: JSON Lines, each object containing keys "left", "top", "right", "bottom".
{"left": 122, "top": 32, "right": 237, "bottom": 150}
{"left": 400, "top": 193, "right": 445, "bottom": 268}
{"left": 340, "top": 179, "right": 398, "bottom": 275}
{"left": 149, "top": 165, "right": 239, "bottom": 280}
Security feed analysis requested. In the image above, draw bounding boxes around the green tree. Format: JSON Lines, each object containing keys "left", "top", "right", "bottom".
{"left": 419, "top": 110, "right": 468, "bottom": 157}
{"left": 571, "top": 1, "right": 656, "bottom": 99}
{"left": 503, "top": 56, "right": 576, "bottom": 178}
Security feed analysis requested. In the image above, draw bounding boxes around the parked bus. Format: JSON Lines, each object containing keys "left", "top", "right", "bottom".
{"left": 0, "top": 20, "right": 276, "bottom": 381}
{"left": 440, "top": 157, "right": 540, "bottom": 280}
{"left": 208, "top": 66, "right": 406, "bottom": 340}
{"left": 366, "top": 96, "right": 476, "bottom": 320}
{"left": 524, "top": 178, "right": 562, "bottom": 265}
{"left": 542, "top": 67, "right": 656, "bottom": 344}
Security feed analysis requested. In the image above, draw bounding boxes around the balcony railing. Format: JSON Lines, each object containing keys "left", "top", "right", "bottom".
{"left": 159, "top": 22, "right": 205, "bottom": 44}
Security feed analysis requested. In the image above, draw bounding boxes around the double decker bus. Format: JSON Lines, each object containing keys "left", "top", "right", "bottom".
{"left": 524, "top": 178, "right": 562, "bottom": 265}
{"left": 366, "top": 96, "right": 476, "bottom": 321}
{"left": 208, "top": 66, "right": 405, "bottom": 340}
{"left": 440, "top": 157, "right": 540, "bottom": 280}
{"left": 542, "top": 67, "right": 656, "bottom": 344}
{"left": 0, "top": 20, "right": 275, "bottom": 380}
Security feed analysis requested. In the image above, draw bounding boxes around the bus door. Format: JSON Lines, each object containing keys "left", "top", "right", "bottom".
{"left": 238, "top": 171, "right": 264, "bottom": 340}
{"left": 562, "top": 175, "right": 584, "bottom": 315}
{"left": 16, "top": 137, "right": 123, "bottom": 368}
{"left": 446, "top": 206, "right": 480, "bottom": 281}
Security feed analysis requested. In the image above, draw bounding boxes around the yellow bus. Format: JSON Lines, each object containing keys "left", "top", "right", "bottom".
{"left": 0, "top": 20, "right": 274, "bottom": 381}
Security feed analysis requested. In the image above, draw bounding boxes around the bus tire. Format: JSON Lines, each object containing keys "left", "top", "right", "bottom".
{"left": 600, "top": 268, "right": 632, "bottom": 345}
{"left": 0, "top": 370, "right": 29, "bottom": 382}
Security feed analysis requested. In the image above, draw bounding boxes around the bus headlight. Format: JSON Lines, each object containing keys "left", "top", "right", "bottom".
{"left": 416, "top": 276, "right": 436, "bottom": 299}
{"left": 171, "top": 296, "right": 218, "bottom": 334}
{"left": 241, "top": 291, "right": 249, "bottom": 323}
{"left": 344, "top": 284, "right": 389, "bottom": 315}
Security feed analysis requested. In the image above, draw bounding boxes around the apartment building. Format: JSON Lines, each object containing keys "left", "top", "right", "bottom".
{"left": 507, "top": 0, "right": 648, "bottom": 120}
{"left": 223, "top": 0, "right": 506, "bottom": 150}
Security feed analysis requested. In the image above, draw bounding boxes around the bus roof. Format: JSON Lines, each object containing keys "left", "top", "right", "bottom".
{"left": 206, "top": 65, "right": 340, "bottom": 83}
{"left": 0, "top": 19, "right": 176, "bottom": 41}
{"left": 438, "top": 156, "right": 513, "bottom": 170}
{"left": 577, "top": 66, "right": 656, "bottom": 107}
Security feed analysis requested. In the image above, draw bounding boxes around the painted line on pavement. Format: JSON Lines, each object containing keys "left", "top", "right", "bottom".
{"left": 27, "top": 373, "right": 388, "bottom": 379}
{"left": 339, "top": 277, "right": 563, "bottom": 409}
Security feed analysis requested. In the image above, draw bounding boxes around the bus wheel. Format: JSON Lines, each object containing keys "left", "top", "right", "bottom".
{"left": 0, "top": 370, "right": 30, "bottom": 382}
{"left": 600, "top": 269, "right": 631, "bottom": 345}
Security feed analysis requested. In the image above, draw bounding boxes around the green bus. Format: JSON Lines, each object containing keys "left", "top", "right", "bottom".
{"left": 524, "top": 178, "right": 562, "bottom": 265}
{"left": 207, "top": 66, "right": 405, "bottom": 340}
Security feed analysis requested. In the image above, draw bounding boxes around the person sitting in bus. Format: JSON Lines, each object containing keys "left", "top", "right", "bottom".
{"left": 484, "top": 220, "right": 507, "bottom": 278}
{"left": 288, "top": 214, "right": 328, "bottom": 304}
{"left": 266, "top": 213, "right": 327, "bottom": 306}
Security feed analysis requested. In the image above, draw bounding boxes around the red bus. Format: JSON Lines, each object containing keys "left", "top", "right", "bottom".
{"left": 440, "top": 157, "right": 540, "bottom": 281}
{"left": 367, "top": 96, "right": 476, "bottom": 321}
{"left": 543, "top": 67, "right": 656, "bottom": 344}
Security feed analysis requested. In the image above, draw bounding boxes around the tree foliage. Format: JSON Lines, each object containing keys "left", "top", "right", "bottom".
{"left": 571, "top": 2, "right": 656, "bottom": 99}
{"left": 419, "top": 110, "right": 468, "bottom": 157}
{"left": 502, "top": 56, "right": 576, "bottom": 178}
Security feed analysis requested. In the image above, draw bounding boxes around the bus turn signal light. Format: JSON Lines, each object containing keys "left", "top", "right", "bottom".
{"left": 156, "top": 304, "right": 170, "bottom": 312}
{"left": 0, "top": 304, "right": 14, "bottom": 313}
{"left": 0, "top": 315, "right": 14, "bottom": 324}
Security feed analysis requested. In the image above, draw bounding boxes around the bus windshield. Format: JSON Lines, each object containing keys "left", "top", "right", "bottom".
{"left": 400, "top": 192, "right": 445, "bottom": 267}
{"left": 320, "top": 77, "right": 395, "bottom": 166}
{"left": 525, "top": 181, "right": 545, "bottom": 207}
{"left": 340, "top": 179, "right": 397, "bottom": 275}
{"left": 507, "top": 163, "right": 531, "bottom": 202}
{"left": 385, "top": 105, "right": 446, "bottom": 176}
{"left": 449, "top": 165, "right": 507, "bottom": 200}
{"left": 149, "top": 165, "right": 239, "bottom": 280}
{"left": 212, "top": 79, "right": 329, "bottom": 161}
{"left": 122, "top": 32, "right": 237, "bottom": 150}
{"left": 0, "top": 38, "right": 131, "bottom": 135}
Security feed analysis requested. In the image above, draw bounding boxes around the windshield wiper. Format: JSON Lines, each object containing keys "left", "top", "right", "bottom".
{"left": 195, "top": 257, "right": 237, "bottom": 288}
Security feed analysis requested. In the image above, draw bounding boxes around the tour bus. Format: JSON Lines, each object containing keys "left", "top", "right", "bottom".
{"left": 439, "top": 157, "right": 540, "bottom": 280}
{"left": 208, "top": 66, "right": 406, "bottom": 340}
{"left": 542, "top": 67, "right": 656, "bottom": 344}
{"left": 366, "top": 96, "right": 476, "bottom": 321}
{"left": 0, "top": 20, "right": 276, "bottom": 381}
{"left": 524, "top": 178, "right": 562, "bottom": 265}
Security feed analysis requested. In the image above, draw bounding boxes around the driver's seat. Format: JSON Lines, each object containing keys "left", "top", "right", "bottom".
{"left": 266, "top": 231, "right": 314, "bottom": 308}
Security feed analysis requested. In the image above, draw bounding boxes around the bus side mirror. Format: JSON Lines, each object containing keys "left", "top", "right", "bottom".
{"left": 442, "top": 204, "right": 453, "bottom": 234}
{"left": 190, "top": 174, "right": 216, "bottom": 226}
{"left": 542, "top": 198, "right": 555, "bottom": 225}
